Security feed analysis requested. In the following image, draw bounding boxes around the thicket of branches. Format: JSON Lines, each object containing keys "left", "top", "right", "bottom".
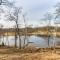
{"left": 0, "top": 0, "right": 28, "bottom": 48}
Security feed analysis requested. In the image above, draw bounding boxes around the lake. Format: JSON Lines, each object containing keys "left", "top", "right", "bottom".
{"left": 0, "top": 36, "right": 60, "bottom": 48}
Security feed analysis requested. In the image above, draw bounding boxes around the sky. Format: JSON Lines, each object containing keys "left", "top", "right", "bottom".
{"left": 0, "top": 0, "right": 60, "bottom": 28}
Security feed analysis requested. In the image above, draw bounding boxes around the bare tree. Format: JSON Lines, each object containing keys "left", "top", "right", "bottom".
{"left": 0, "top": 24, "right": 4, "bottom": 46}
{"left": 23, "top": 14, "right": 28, "bottom": 48}
{"left": 43, "top": 12, "right": 53, "bottom": 48}
{"left": 54, "top": 2, "right": 60, "bottom": 48}
{"left": 7, "top": 7, "right": 22, "bottom": 48}
{"left": 0, "top": 0, "right": 22, "bottom": 48}
{"left": 55, "top": 3, "right": 60, "bottom": 20}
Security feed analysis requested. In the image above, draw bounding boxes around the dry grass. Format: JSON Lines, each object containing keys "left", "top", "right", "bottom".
{"left": 0, "top": 47, "right": 60, "bottom": 60}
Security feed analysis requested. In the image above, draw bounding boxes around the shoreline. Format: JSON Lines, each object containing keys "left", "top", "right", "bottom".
{"left": 0, "top": 32, "right": 60, "bottom": 37}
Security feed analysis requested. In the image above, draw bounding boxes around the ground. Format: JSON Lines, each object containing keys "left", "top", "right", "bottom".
{"left": 0, "top": 47, "right": 60, "bottom": 60}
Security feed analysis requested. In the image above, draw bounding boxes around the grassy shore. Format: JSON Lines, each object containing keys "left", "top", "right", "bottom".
{"left": 1, "top": 31, "right": 60, "bottom": 37}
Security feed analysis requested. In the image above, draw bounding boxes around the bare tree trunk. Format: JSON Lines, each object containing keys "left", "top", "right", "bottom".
{"left": 16, "top": 24, "right": 21, "bottom": 49}
{"left": 47, "top": 19, "right": 51, "bottom": 48}
{"left": 2, "top": 34, "right": 4, "bottom": 46}
{"left": 6, "top": 31, "right": 9, "bottom": 46}
{"left": 18, "top": 28, "right": 21, "bottom": 49}
{"left": 23, "top": 34, "right": 26, "bottom": 48}
{"left": 15, "top": 20, "right": 18, "bottom": 48}
{"left": 23, "top": 26, "right": 26, "bottom": 48}
{"left": 19, "top": 34, "right": 21, "bottom": 49}
{"left": 47, "top": 25, "right": 51, "bottom": 48}
{"left": 23, "top": 14, "right": 29, "bottom": 48}
{"left": 15, "top": 31, "right": 17, "bottom": 48}
{"left": 25, "top": 28, "right": 29, "bottom": 47}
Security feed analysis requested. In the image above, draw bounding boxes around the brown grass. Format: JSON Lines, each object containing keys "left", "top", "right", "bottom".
{"left": 0, "top": 47, "right": 60, "bottom": 60}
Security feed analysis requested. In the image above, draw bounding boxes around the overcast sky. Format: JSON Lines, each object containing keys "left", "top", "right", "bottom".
{"left": 0, "top": 0, "right": 60, "bottom": 28}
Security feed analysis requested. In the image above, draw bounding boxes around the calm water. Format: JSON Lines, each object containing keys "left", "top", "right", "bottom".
{"left": 0, "top": 36, "right": 60, "bottom": 48}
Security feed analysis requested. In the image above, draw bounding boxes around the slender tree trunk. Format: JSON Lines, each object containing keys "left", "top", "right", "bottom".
{"left": 25, "top": 28, "right": 29, "bottom": 47}
{"left": 47, "top": 26, "right": 50, "bottom": 48}
{"left": 2, "top": 34, "right": 4, "bottom": 46}
{"left": 18, "top": 28, "right": 21, "bottom": 49}
{"left": 47, "top": 19, "right": 51, "bottom": 48}
{"left": 6, "top": 31, "right": 9, "bottom": 46}
{"left": 23, "top": 35, "right": 26, "bottom": 48}
{"left": 23, "top": 15, "right": 29, "bottom": 48}
{"left": 48, "top": 35, "right": 50, "bottom": 47}
{"left": 23, "top": 28, "right": 26, "bottom": 48}
{"left": 15, "top": 21, "right": 18, "bottom": 48}
{"left": 19, "top": 34, "right": 21, "bottom": 49}
{"left": 15, "top": 31, "right": 17, "bottom": 48}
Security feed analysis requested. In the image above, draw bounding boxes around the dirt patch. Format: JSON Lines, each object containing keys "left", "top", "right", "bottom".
{"left": 0, "top": 47, "right": 60, "bottom": 60}
{"left": 0, "top": 53, "right": 60, "bottom": 60}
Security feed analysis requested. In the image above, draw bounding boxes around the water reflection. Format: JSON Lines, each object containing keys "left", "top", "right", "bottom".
{"left": 0, "top": 36, "right": 60, "bottom": 48}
